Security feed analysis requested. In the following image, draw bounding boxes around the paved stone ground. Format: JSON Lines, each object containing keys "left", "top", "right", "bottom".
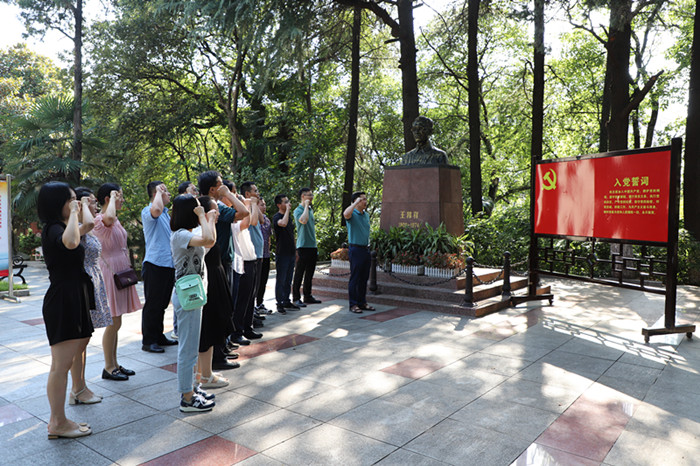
{"left": 1, "top": 264, "right": 700, "bottom": 465}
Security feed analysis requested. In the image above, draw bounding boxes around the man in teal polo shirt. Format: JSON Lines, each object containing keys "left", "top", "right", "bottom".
{"left": 292, "top": 187, "right": 322, "bottom": 307}
{"left": 343, "top": 191, "right": 375, "bottom": 313}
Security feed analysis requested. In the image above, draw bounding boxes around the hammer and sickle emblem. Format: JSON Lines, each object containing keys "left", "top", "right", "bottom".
{"left": 542, "top": 168, "right": 557, "bottom": 191}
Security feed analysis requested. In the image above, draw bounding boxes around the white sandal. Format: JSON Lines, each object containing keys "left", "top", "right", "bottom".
{"left": 199, "top": 373, "right": 229, "bottom": 389}
{"left": 68, "top": 387, "right": 102, "bottom": 405}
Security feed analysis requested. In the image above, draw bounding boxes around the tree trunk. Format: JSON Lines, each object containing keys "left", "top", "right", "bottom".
{"left": 685, "top": 0, "right": 700, "bottom": 238}
{"left": 342, "top": 6, "right": 362, "bottom": 225}
{"left": 607, "top": 0, "right": 633, "bottom": 151}
{"left": 71, "top": 0, "right": 83, "bottom": 184}
{"left": 599, "top": 66, "right": 611, "bottom": 153}
{"left": 645, "top": 97, "right": 658, "bottom": 147}
{"left": 468, "top": 0, "right": 482, "bottom": 215}
{"left": 398, "top": 0, "right": 419, "bottom": 151}
{"left": 531, "top": 0, "right": 545, "bottom": 162}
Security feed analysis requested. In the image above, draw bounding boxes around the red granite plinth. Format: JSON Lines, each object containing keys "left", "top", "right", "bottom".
{"left": 380, "top": 165, "right": 464, "bottom": 236}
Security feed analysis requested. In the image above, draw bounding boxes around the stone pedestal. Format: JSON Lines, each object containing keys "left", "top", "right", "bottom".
{"left": 380, "top": 164, "right": 464, "bottom": 236}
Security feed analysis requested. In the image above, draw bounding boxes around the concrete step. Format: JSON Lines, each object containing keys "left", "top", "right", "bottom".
{"left": 312, "top": 284, "right": 552, "bottom": 318}
{"left": 314, "top": 272, "right": 528, "bottom": 303}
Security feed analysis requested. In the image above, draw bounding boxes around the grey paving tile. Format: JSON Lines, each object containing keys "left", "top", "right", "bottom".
{"left": 515, "top": 361, "right": 598, "bottom": 391}
{"left": 288, "top": 358, "right": 376, "bottom": 387}
{"left": 262, "top": 423, "right": 395, "bottom": 465}
{"left": 624, "top": 403, "right": 700, "bottom": 448}
{"left": 460, "top": 351, "right": 534, "bottom": 376}
{"left": 219, "top": 408, "right": 320, "bottom": 451}
{"left": 604, "top": 429, "right": 699, "bottom": 466}
{"left": 232, "top": 372, "right": 336, "bottom": 408}
{"left": 642, "top": 384, "right": 700, "bottom": 423}
{"left": 172, "top": 391, "right": 279, "bottom": 434}
{"left": 537, "top": 348, "right": 616, "bottom": 378}
{"left": 379, "top": 379, "right": 474, "bottom": 417}
{"left": 403, "top": 418, "right": 531, "bottom": 465}
{"left": 79, "top": 413, "right": 210, "bottom": 465}
{"left": 236, "top": 453, "right": 285, "bottom": 465}
{"left": 450, "top": 396, "right": 558, "bottom": 442}
{"left": 481, "top": 377, "right": 582, "bottom": 414}
{"left": 477, "top": 340, "right": 555, "bottom": 363}
{"left": 420, "top": 360, "right": 507, "bottom": 395}
{"left": 288, "top": 371, "right": 409, "bottom": 422}
{"left": 90, "top": 366, "right": 176, "bottom": 392}
{"left": 375, "top": 448, "right": 450, "bottom": 465}
{"left": 329, "top": 397, "right": 447, "bottom": 446}
{"left": 120, "top": 379, "right": 181, "bottom": 412}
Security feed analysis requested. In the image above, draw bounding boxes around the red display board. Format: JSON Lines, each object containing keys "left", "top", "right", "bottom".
{"left": 534, "top": 149, "right": 671, "bottom": 243}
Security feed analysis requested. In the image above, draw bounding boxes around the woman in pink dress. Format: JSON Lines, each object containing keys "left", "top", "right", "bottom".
{"left": 93, "top": 183, "right": 142, "bottom": 381}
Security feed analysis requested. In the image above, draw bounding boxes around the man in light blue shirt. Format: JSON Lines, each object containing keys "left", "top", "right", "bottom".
{"left": 141, "top": 181, "right": 177, "bottom": 352}
{"left": 344, "top": 191, "right": 374, "bottom": 313}
{"left": 292, "top": 187, "right": 322, "bottom": 307}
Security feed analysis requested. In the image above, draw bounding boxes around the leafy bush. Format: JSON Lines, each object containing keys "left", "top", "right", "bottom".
{"left": 371, "top": 223, "right": 473, "bottom": 266}
{"left": 16, "top": 231, "right": 41, "bottom": 256}
{"left": 422, "top": 252, "right": 465, "bottom": 269}
{"left": 465, "top": 202, "right": 530, "bottom": 268}
{"left": 678, "top": 229, "right": 700, "bottom": 286}
{"left": 391, "top": 251, "right": 421, "bottom": 266}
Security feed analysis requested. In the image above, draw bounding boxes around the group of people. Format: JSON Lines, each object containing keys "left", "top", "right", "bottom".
{"left": 38, "top": 170, "right": 376, "bottom": 439}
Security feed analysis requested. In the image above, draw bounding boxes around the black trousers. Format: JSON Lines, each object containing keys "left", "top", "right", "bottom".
{"left": 232, "top": 260, "right": 257, "bottom": 335}
{"left": 141, "top": 262, "right": 175, "bottom": 345}
{"left": 292, "top": 247, "right": 317, "bottom": 301}
{"left": 256, "top": 257, "right": 271, "bottom": 306}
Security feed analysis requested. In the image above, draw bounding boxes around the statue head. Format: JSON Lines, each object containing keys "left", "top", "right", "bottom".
{"left": 411, "top": 116, "right": 434, "bottom": 145}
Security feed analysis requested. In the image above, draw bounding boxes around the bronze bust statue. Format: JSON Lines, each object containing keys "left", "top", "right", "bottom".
{"left": 401, "top": 116, "right": 448, "bottom": 166}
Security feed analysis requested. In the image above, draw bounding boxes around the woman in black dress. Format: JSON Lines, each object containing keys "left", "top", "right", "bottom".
{"left": 38, "top": 182, "right": 95, "bottom": 439}
{"left": 196, "top": 196, "right": 235, "bottom": 388}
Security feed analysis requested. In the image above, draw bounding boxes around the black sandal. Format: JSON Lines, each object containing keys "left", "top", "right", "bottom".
{"left": 359, "top": 304, "right": 376, "bottom": 311}
{"left": 349, "top": 305, "right": 363, "bottom": 313}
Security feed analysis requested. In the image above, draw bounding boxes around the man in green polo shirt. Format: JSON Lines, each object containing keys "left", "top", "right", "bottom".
{"left": 343, "top": 191, "right": 375, "bottom": 313}
{"left": 292, "top": 187, "right": 322, "bottom": 307}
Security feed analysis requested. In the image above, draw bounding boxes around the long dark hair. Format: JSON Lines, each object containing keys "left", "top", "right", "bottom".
{"left": 37, "top": 182, "right": 73, "bottom": 224}
{"left": 170, "top": 194, "right": 199, "bottom": 231}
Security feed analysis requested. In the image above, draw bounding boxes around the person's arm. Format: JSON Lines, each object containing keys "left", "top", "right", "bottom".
{"left": 101, "top": 190, "right": 119, "bottom": 227}
{"left": 62, "top": 200, "right": 81, "bottom": 249}
{"left": 343, "top": 197, "right": 362, "bottom": 220}
{"left": 240, "top": 199, "right": 252, "bottom": 230}
{"left": 298, "top": 200, "right": 310, "bottom": 224}
{"left": 249, "top": 197, "right": 259, "bottom": 226}
{"left": 277, "top": 202, "right": 291, "bottom": 227}
{"left": 150, "top": 184, "right": 166, "bottom": 218}
{"left": 78, "top": 197, "right": 95, "bottom": 235}
{"left": 218, "top": 184, "right": 249, "bottom": 219}
{"left": 188, "top": 205, "right": 215, "bottom": 248}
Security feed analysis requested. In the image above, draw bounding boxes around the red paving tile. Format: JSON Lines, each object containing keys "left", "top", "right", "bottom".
{"left": 236, "top": 334, "right": 318, "bottom": 361}
{"left": 20, "top": 318, "right": 44, "bottom": 326}
{"left": 535, "top": 383, "right": 638, "bottom": 462}
{"left": 0, "top": 404, "right": 33, "bottom": 427}
{"left": 160, "top": 363, "right": 178, "bottom": 373}
{"left": 360, "top": 307, "right": 420, "bottom": 322}
{"left": 381, "top": 357, "right": 446, "bottom": 379}
{"left": 513, "top": 443, "right": 601, "bottom": 466}
{"left": 143, "top": 435, "right": 257, "bottom": 466}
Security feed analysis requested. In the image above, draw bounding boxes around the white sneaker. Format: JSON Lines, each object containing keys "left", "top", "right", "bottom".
{"left": 199, "top": 374, "right": 229, "bottom": 389}
{"left": 180, "top": 393, "right": 215, "bottom": 412}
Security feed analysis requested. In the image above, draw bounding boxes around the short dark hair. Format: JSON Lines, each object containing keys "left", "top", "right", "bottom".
{"left": 351, "top": 191, "right": 366, "bottom": 203}
{"left": 170, "top": 194, "right": 200, "bottom": 231}
{"left": 239, "top": 181, "right": 255, "bottom": 197}
{"left": 37, "top": 182, "right": 73, "bottom": 224}
{"left": 274, "top": 194, "right": 288, "bottom": 206}
{"left": 147, "top": 181, "right": 164, "bottom": 199}
{"left": 223, "top": 179, "right": 234, "bottom": 191}
{"left": 74, "top": 186, "right": 93, "bottom": 200}
{"left": 298, "top": 187, "right": 311, "bottom": 199}
{"left": 198, "top": 170, "right": 220, "bottom": 196}
{"left": 178, "top": 181, "right": 193, "bottom": 194}
{"left": 198, "top": 195, "right": 215, "bottom": 211}
{"left": 97, "top": 183, "right": 120, "bottom": 206}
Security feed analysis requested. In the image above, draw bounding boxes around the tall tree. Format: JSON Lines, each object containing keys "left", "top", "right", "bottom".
{"left": 336, "top": 0, "right": 419, "bottom": 151}
{"left": 468, "top": 0, "right": 483, "bottom": 214}
{"left": 342, "top": 6, "right": 362, "bottom": 219}
{"left": 5, "top": 0, "right": 85, "bottom": 183}
{"left": 685, "top": 0, "right": 700, "bottom": 238}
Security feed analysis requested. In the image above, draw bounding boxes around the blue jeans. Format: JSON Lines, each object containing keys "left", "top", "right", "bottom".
{"left": 172, "top": 291, "right": 202, "bottom": 394}
{"left": 275, "top": 253, "right": 295, "bottom": 305}
{"left": 348, "top": 246, "right": 371, "bottom": 307}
